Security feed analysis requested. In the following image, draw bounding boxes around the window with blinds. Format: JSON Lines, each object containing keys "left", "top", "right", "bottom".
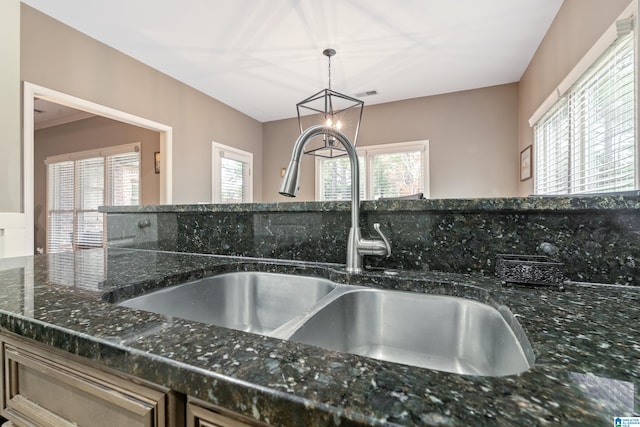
{"left": 212, "top": 142, "right": 253, "bottom": 203}
{"left": 370, "top": 150, "right": 424, "bottom": 199}
{"left": 533, "top": 24, "right": 636, "bottom": 195}
{"left": 316, "top": 141, "right": 429, "bottom": 201}
{"left": 47, "top": 161, "right": 74, "bottom": 253}
{"left": 317, "top": 156, "right": 365, "bottom": 201}
{"left": 46, "top": 144, "right": 140, "bottom": 253}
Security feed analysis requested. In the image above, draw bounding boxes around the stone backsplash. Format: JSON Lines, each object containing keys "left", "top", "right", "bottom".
{"left": 102, "top": 196, "right": 640, "bottom": 285}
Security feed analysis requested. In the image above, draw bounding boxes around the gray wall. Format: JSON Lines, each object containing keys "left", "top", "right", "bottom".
{"left": 0, "top": 0, "right": 21, "bottom": 212}
{"left": 263, "top": 83, "right": 520, "bottom": 201}
{"left": 34, "top": 116, "right": 161, "bottom": 252}
{"left": 518, "top": 0, "right": 634, "bottom": 196}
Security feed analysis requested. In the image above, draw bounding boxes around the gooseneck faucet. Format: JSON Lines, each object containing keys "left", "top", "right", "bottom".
{"left": 279, "top": 125, "right": 391, "bottom": 273}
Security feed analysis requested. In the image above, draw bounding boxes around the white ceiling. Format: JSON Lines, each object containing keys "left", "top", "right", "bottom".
{"left": 22, "top": 0, "right": 564, "bottom": 123}
{"left": 33, "top": 98, "right": 94, "bottom": 130}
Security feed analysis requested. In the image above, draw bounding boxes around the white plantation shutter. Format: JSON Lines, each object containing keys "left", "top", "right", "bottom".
{"left": 534, "top": 28, "right": 636, "bottom": 195}
{"left": 46, "top": 144, "right": 140, "bottom": 253}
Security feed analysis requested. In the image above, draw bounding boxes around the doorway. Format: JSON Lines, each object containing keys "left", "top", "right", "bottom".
{"left": 24, "top": 82, "right": 173, "bottom": 255}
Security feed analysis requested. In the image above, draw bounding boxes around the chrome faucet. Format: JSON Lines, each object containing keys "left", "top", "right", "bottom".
{"left": 279, "top": 125, "right": 391, "bottom": 273}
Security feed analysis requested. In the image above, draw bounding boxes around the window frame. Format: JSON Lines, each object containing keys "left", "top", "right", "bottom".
{"left": 314, "top": 140, "right": 429, "bottom": 200}
{"left": 211, "top": 142, "right": 253, "bottom": 203}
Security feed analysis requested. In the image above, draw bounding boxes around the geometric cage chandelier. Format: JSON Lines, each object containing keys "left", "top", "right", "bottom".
{"left": 296, "top": 48, "right": 364, "bottom": 158}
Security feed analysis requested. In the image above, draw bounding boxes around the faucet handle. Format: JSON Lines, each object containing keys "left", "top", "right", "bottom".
{"left": 373, "top": 223, "right": 391, "bottom": 257}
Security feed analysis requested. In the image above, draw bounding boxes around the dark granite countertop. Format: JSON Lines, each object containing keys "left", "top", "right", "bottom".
{"left": 99, "top": 195, "right": 640, "bottom": 214}
{"left": 0, "top": 248, "right": 638, "bottom": 425}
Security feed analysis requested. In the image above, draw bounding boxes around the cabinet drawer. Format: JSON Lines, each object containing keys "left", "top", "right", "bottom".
{"left": 1, "top": 338, "right": 170, "bottom": 427}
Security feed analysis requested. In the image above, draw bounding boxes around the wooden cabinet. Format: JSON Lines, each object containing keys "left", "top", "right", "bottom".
{"left": 0, "top": 333, "right": 270, "bottom": 427}
{"left": 186, "top": 399, "right": 267, "bottom": 427}
{"left": 0, "top": 333, "right": 177, "bottom": 427}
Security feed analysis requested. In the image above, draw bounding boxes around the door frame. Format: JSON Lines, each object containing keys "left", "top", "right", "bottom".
{"left": 23, "top": 82, "right": 173, "bottom": 255}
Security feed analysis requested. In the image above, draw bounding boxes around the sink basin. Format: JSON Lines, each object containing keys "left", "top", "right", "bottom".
{"left": 119, "top": 272, "right": 335, "bottom": 335}
{"left": 119, "top": 271, "right": 533, "bottom": 376}
{"left": 287, "top": 289, "right": 533, "bottom": 376}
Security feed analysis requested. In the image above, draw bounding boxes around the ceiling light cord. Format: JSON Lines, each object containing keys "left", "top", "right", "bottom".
{"left": 328, "top": 53, "right": 332, "bottom": 91}
{"left": 323, "top": 48, "right": 336, "bottom": 91}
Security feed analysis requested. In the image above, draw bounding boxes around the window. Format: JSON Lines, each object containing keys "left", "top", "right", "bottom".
{"left": 317, "top": 156, "right": 365, "bottom": 200}
{"left": 316, "top": 141, "right": 429, "bottom": 200}
{"left": 531, "top": 10, "right": 636, "bottom": 195}
{"left": 46, "top": 144, "right": 140, "bottom": 253}
{"left": 212, "top": 142, "right": 253, "bottom": 203}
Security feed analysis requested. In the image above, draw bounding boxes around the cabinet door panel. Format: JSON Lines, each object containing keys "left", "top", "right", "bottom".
{"left": 2, "top": 341, "right": 167, "bottom": 427}
{"left": 186, "top": 400, "right": 265, "bottom": 427}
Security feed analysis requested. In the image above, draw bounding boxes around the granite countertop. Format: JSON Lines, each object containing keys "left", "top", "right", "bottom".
{"left": 0, "top": 248, "right": 638, "bottom": 425}
{"left": 99, "top": 194, "right": 640, "bottom": 214}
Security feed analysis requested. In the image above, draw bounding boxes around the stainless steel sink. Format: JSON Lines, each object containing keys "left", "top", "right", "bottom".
{"left": 119, "top": 272, "right": 335, "bottom": 335}
{"left": 286, "top": 289, "right": 534, "bottom": 377}
{"left": 119, "top": 272, "right": 534, "bottom": 376}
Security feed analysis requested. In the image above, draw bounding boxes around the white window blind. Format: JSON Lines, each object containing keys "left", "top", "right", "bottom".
{"left": 220, "top": 157, "right": 249, "bottom": 203}
{"left": 370, "top": 150, "right": 424, "bottom": 199}
{"left": 46, "top": 144, "right": 140, "bottom": 253}
{"left": 317, "top": 156, "right": 365, "bottom": 201}
{"left": 534, "top": 28, "right": 636, "bottom": 195}
{"left": 47, "top": 161, "right": 74, "bottom": 253}
{"left": 107, "top": 152, "right": 140, "bottom": 206}
{"left": 76, "top": 157, "right": 104, "bottom": 249}
{"left": 316, "top": 141, "right": 429, "bottom": 201}
{"left": 212, "top": 142, "right": 253, "bottom": 203}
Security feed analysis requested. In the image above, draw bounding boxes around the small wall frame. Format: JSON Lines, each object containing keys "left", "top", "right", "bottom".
{"left": 520, "top": 145, "right": 532, "bottom": 181}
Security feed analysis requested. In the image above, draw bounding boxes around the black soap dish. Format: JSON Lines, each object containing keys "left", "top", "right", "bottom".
{"left": 495, "top": 254, "right": 565, "bottom": 288}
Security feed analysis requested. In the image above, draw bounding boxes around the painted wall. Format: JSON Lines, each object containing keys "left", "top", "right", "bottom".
{"left": 0, "top": 0, "right": 21, "bottom": 212}
{"left": 263, "top": 83, "right": 519, "bottom": 201}
{"left": 33, "top": 116, "right": 160, "bottom": 252}
{"left": 518, "top": 0, "right": 633, "bottom": 196}
{"left": 21, "top": 4, "right": 264, "bottom": 204}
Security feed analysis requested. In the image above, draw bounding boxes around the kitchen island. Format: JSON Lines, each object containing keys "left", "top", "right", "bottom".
{"left": 0, "top": 248, "right": 637, "bottom": 425}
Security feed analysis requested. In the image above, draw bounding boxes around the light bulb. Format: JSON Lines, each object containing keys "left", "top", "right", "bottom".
{"left": 336, "top": 120, "right": 342, "bottom": 130}
{"left": 325, "top": 118, "right": 333, "bottom": 127}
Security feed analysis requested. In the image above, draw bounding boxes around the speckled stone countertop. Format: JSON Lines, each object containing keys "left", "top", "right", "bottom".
{"left": 101, "top": 196, "right": 640, "bottom": 285}
{"left": 0, "top": 248, "right": 638, "bottom": 425}
{"left": 100, "top": 195, "right": 640, "bottom": 213}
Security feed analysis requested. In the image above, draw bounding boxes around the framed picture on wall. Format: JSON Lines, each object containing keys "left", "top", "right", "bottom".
{"left": 520, "top": 145, "right": 532, "bottom": 181}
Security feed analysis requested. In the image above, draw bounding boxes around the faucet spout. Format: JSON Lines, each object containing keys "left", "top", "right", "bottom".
{"left": 279, "top": 125, "right": 391, "bottom": 272}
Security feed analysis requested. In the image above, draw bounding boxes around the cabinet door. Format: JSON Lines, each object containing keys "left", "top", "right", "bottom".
{"left": 186, "top": 399, "right": 267, "bottom": 427}
{"left": 1, "top": 337, "right": 171, "bottom": 427}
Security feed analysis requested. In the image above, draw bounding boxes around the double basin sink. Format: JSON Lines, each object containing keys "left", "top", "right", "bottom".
{"left": 119, "top": 272, "right": 534, "bottom": 377}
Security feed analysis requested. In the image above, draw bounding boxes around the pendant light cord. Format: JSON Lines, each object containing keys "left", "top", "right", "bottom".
{"left": 323, "top": 48, "right": 336, "bottom": 91}
{"left": 328, "top": 54, "right": 332, "bottom": 91}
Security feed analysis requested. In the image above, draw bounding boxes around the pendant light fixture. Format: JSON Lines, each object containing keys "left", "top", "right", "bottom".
{"left": 296, "top": 48, "right": 364, "bottom": 158}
